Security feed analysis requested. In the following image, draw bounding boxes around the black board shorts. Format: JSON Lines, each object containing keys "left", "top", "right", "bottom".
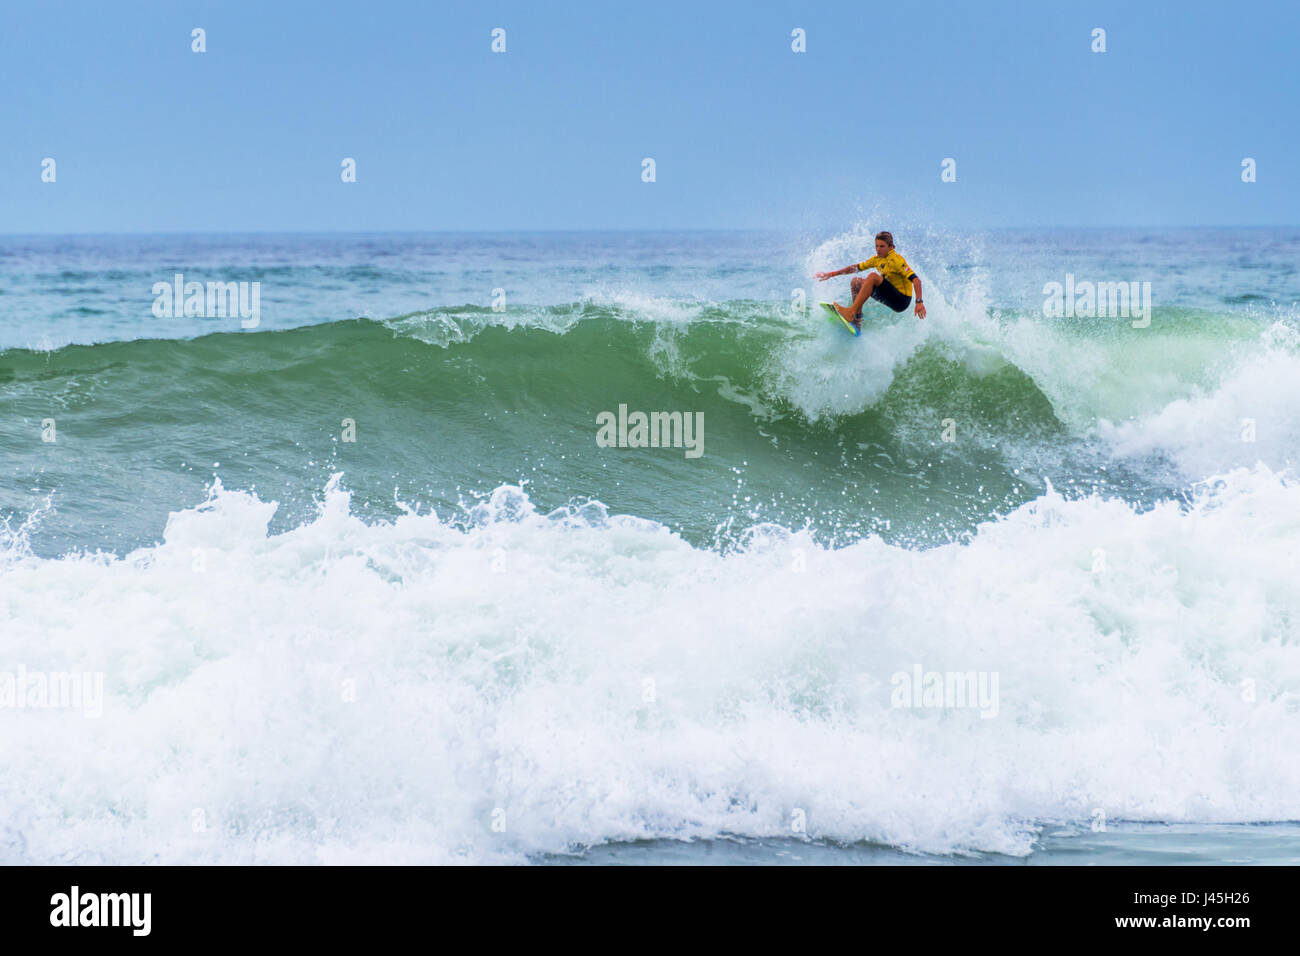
{"left": 871, "top": 278, "right": 912, "bottom": 312}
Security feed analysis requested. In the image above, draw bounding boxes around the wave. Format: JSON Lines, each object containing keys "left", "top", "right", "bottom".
{"left": 2, "top": 298, "right": 1296, "bottom": 478}
{"left": 2, "top": 468, "right": 1298, "bottom": 863}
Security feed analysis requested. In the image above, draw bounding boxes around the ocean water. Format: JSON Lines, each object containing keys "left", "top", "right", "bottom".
{"left": 1, "top": 228, "right": 1299, "bottom": 865}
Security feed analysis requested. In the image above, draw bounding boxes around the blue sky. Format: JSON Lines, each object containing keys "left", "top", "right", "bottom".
{"left": 2, "top": 0, "right": 1296, "bottom": 232}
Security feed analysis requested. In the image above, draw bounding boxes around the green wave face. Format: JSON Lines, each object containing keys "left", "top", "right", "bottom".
{"left": 0, "top": 301, "right": 1273, "bottom": 557}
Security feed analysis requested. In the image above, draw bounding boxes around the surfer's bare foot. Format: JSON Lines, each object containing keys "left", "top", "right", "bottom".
{"left": 833, "top": 302, "right": 855, "bottom": 321}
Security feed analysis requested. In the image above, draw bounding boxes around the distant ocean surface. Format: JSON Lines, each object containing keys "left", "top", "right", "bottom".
{"left": 2, "top": 228, "right": 1299, "bottom": 865}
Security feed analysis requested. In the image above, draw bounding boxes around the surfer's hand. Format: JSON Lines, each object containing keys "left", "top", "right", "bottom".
{"left": 915, "top": 302, "right": 927, "bottom": 319}
{"left": 814, "top": 272, "right": 832, "bottom": 281}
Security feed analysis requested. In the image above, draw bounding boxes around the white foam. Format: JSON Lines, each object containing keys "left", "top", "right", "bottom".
{"left": 384, "top": 306, "right": 583, "bottom": 348}
{"left": 577, "top": 288, "right": 708, "bottom": 326}
{"left": 1096, "top": 323, "right": 1300, "bottom": 477}
{"left": 769, "top": 311, "right": 930, "bottom": 419}
{"left": 2, "top": 470, "right": 1298, "bottom": 863}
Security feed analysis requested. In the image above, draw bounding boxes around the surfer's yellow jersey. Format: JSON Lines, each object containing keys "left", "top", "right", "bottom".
{"left": 856, "top": 250, "right": 918, "bottom": 297}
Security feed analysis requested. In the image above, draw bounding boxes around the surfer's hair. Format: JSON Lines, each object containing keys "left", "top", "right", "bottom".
{"left": 875, "top": 231, "right": 895, "bottom": 248}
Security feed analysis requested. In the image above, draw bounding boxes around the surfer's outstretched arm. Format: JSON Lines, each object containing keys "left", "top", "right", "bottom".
{"left": 912, "top": 277, "right": 926, "bottom": 319}
{"left": 814, "top": 266, "right": 856, "bottom": 280}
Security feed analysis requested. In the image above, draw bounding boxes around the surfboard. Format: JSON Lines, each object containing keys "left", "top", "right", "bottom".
{"left": 819, "top": 301, "right": 859, "bottom": 336}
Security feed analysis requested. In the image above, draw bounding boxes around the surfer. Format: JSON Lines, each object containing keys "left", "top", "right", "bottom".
{"left": 814, "top": 231, "right": 926, "bottom": 327}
